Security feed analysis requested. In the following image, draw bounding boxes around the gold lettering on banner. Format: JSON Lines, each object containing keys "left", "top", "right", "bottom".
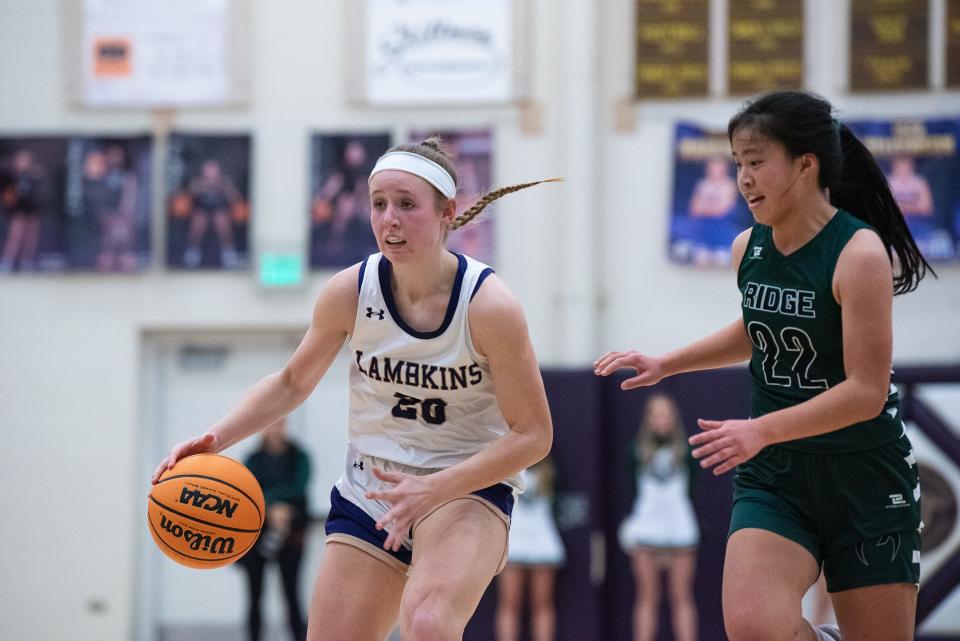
{"left": 678, "top": 136, "right": 732, "bottom": 161}
{"left": 728, "top": 0, "right": 803, "bottom": 94}
{"left": 730, "top": 60, "right": 804, "bottom": 83}
{"left": 850, "top": 0, "right": 928, "bottom": 91}
{"left": 730, "top": 18, "right": 803, "bottom": 51}
{"left": 636, "top": 62, "right": 708, "bottom": 96}
{"left": 860, "top": 122, "right": 957, "bottom": 157}
{"left": 634, "top": 0, "right": 710, "bottom": 98}
{"left": 865, "top": 55, "right": 917, "bottom": 85}
{"left": 948, "top": 0, "right": 960, "bottom": 87}
{"left": 870, "top": 14, "right": 909, "bottom": 42}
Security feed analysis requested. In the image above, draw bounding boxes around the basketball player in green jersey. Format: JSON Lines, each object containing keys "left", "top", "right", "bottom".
{"left": 595, "top": 91, "right": 933, "bottom": 641}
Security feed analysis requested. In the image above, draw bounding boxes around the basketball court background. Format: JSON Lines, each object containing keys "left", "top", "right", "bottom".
{"left": 0, "top": 1, "right": 958, "bottom": 640}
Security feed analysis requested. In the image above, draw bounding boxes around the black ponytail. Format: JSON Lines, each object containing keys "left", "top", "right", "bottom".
{"left": 831, "top": 124, "right": 932, "bottom": 294}
{"left": 728, "top": 91, "right": 934, "bottom": 294}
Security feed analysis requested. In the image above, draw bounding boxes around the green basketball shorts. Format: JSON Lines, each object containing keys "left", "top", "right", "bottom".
{"left": 730, "top": 433, "right": 921, "bottom": 592}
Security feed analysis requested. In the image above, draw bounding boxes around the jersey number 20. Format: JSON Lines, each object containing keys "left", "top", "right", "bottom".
{"left": 392, "top": 392, "right": 448, "bottom": 425}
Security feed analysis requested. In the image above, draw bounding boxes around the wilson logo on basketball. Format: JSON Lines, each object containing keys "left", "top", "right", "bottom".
{"left": 179, "top": 487, "right": 240, "bottom": 518}
{"left": 148, "top": 454, "right": 265, "bottom": 569}
{"left": 159, "top": 514, "right": 236, "bottom": 555}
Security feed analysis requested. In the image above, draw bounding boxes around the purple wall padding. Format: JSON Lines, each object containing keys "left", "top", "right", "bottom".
{"left": 461, "top": 365, "right": 958, "bottom": 640}
{"left": 465, "top": 368, "right": 750, "bottom": 641}
{"left": 600, "top": 367, "right": 750, "bottom": 641}
{"left": 465, "top": 370, "right": 606, "bottom": 641}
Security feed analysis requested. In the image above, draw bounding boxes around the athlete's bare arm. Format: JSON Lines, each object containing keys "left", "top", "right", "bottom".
{"left": 152, "top": 263, "right": 360, "bottom": 482}
{"left": 690, "top": 229, "right": 895, "bottom": 474}
{"left": 594, "top": 228, "right": 753, "bottom": 388}
{"left": 438, "top": 274, "right": 554, "bottom": 488}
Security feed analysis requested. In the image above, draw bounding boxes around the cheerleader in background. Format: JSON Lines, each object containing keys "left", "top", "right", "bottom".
{"left": 619, "top": 393, "right": 699, "bottom": 641}
{"left": 496, "top": 455, "right": 565, "bottom": 641}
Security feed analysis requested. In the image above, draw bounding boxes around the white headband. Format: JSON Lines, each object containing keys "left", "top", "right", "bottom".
{"left": 368, "top": 151, "right": 457, "bottom": 199}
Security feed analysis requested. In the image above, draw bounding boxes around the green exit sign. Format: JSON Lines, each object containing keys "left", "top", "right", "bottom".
{"left": 259, "top": 252, "right": 304, "bottom": 287}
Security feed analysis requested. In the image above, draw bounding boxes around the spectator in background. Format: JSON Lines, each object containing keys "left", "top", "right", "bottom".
{"left": 0, "top": 149, "right": 46, "bottom": 272}
{"left": 619, "top": 393, "right": 699, "bottom": 641}
{"left": 495, "top": 455, "right": 565, "bottom": 641}
{"left": 240, "top": 418, "right": 312, "bottom": 641}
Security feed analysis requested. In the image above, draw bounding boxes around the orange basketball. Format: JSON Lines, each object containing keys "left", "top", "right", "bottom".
{"left": 148, "top": 453, "right": 265, "bottom": 569}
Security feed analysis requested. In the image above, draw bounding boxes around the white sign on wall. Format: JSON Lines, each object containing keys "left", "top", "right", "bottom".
{"left": 79, "top": 0, "right": 245, "bottom": 107}
{"left": 363, "top": 0, "right": 515, "bottom": 105}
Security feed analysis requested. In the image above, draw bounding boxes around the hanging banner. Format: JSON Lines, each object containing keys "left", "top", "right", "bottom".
{"left": 362, "top": 0, "right": 516, "bottom": 105}
{"left": 849, "top": 0, "right": 929, "bottom": 92}
{"left": 408, "top": 129, "right": 495, "bottom": 265}
{"left": 669, "top": 119, "right": 960, "bottom": 267}
{"left": 668, "top": 123, "right": 751, "bottom": 267}
{"left": 309, "top": 133, "right": 391, "bottom": 269}
{"left": 949, "top": 0, "right": 960, "bottom": 88}
{"left": 78, "top": 0, "right": 248, "bottom": 107}
{"left": 0, "top": 135, "right": 153, "bottom": 273}
{"left": 0, "top": 137, "right": 71, "bottom": 273}
{"left": 165, "top": 133, "right": 252, "bottom": 271}
{"left": 846, "top": 118, "right": 959, "bottom": 263}
{"left": 728, "top": 0, "right": 804, "bottom": 94}
{"left": 634, "top": 0, "right": 710, "bottom": 98}
{"left": 64, "top": 135, "right": 153, "bottom": 271}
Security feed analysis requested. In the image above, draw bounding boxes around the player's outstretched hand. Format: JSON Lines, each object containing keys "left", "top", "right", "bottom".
{"left": 689, "top": 418, "right": 765, "bottom": 475}
{"left": 365, "top": 467, "right": 441, "bottom": 553}
{"left": 593, "top": 350, "right": 667, "bottom": 389}
{"left": 151, "top": 433, "right": 219, "bottom": 484}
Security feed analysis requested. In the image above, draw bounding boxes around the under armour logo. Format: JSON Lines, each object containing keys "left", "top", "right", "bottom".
{"left": 366, "top": 307, "right": 385, "bottom": 320}
{"left": 750, "top": 247, "right": 763, "bottom": 259}
{"left": 352, "top": 459, "right": 364, "bottom": 471}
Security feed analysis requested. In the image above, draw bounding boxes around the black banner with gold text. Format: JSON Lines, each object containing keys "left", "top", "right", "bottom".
{"left": 850, "top": 0, "right": 929, "bottom": 91}
{"left": 634, "top": 0, "right": 710, "bottom": 98}
{"left": 728, "top": 0, "right": 804, "bottom": 94}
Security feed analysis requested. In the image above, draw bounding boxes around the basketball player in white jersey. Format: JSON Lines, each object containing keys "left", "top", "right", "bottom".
{"left": 152, "top": 138, "right": 557, "bottom": 641}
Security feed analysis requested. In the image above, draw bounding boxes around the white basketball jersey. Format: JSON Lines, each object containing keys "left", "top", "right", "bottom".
{"left": 348, "top": 252, "right": 514, "bottom": 474}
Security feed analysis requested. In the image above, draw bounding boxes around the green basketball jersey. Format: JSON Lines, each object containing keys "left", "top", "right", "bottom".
{"left": 738, "top": 209, "right": 902, "bottom": 453}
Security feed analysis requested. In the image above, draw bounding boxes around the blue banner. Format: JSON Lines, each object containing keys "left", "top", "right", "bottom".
{"left": 846, "top": 118, "right": 959, "bottom": 263}
{"left": 670, "top": 118, "right": 960, "bottom": 266}
{"left": 669, "top": 123, "right": 752, "bottom": 267}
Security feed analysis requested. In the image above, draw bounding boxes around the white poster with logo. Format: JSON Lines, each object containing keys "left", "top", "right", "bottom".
{"left": 364, "top": 0, "right": 515, "bottom": 105}
{"left": 79, "top": 0, "right": 243, "bottom": 107}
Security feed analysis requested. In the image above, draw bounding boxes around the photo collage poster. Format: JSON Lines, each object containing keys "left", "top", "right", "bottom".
{"left": 166, "top": 133, "right": 252, "bottom": 270}
{"left": 0, "top": 135, "right": 152, "bottom": 274}
{"left": 65, "top": 136, "right": 153, "bottom": 271}
{"left": 408, "top": 129, "right": 495, "bottom": 266}
{"left": 309, "top": 133, "right": 391, "bottom": 269}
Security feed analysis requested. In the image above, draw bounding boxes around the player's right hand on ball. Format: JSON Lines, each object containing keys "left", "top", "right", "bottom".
{"left": 151, "top": 433, "right": 218, "bottom": 484}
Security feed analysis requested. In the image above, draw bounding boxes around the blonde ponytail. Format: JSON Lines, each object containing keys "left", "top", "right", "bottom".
{"left": 450, "top": 178, "right": 563, "bottom": 230}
